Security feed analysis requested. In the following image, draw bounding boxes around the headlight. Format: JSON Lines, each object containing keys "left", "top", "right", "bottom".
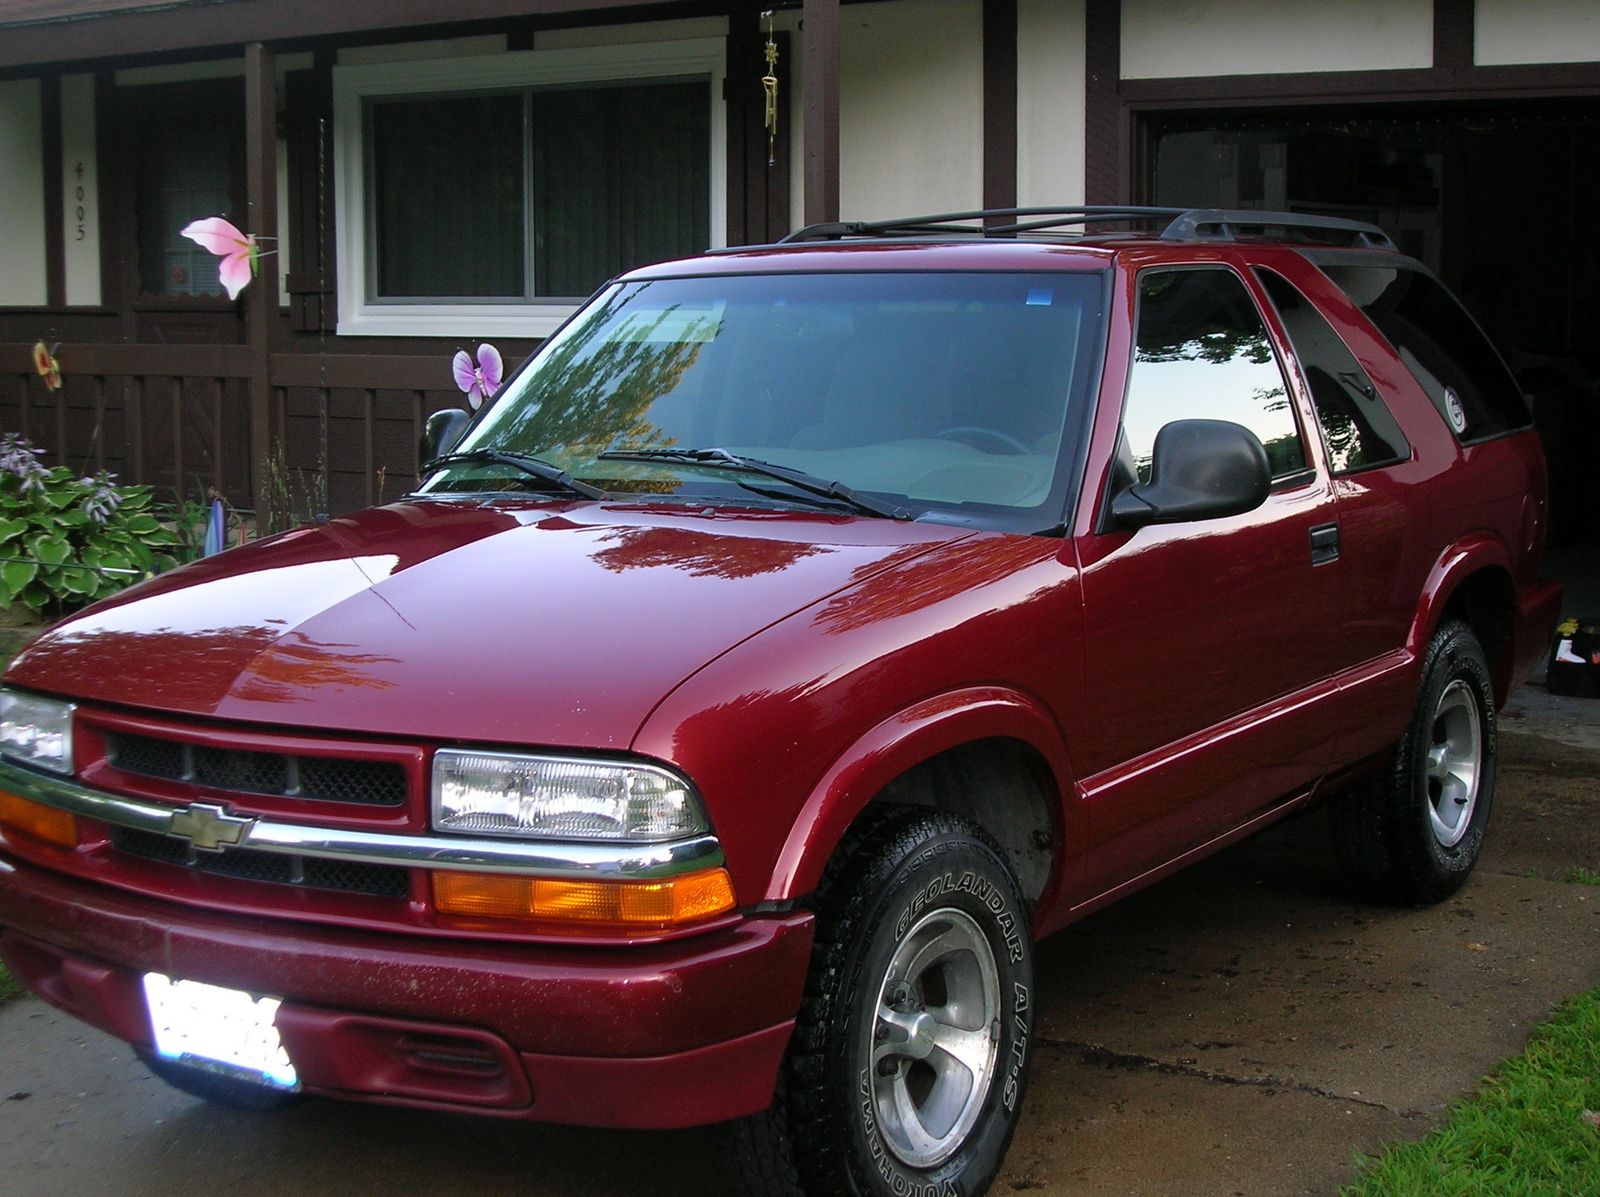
{"left": 431, "top": 750, "right": 708, "bottom": 841}
{"left": 0, "top": 690, "right": 75, "bottom": 775}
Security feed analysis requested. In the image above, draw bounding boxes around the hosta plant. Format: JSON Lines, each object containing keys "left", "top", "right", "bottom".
{"left": 0, "top": 435, "right": 180, "bottom": 616}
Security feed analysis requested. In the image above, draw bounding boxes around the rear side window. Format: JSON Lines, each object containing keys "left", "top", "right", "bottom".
{"left": 1317, "top": 264, "right": 1531, "bottom": 443}
{"left": 1122, "top": 268, "right": 1306, "bottom": 482}
{"left": 1254, "top": 268, "right": 1409, "bottom": 474}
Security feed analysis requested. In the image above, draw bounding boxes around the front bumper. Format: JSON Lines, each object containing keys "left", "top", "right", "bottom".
{"left": 0, "top": 854, "right": 811, "bottom": 1128}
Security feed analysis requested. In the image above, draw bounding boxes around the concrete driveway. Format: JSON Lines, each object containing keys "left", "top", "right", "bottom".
{"left": 3, "top": 717, "right": 1598, "bottom": 1197}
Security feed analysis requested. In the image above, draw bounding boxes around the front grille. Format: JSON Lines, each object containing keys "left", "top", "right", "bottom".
{"left": 106, "top": 732, "right": 407, "bottom": 807}
{"left": 110, "top": 827, "right": 411, "bottom": 899}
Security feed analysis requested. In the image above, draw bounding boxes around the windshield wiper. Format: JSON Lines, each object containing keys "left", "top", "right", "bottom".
{"left": 422, "top": 448, "right": 608, "bottom": 501}
{"left": 598, "top": 448, "right": 910, "bottom": 521}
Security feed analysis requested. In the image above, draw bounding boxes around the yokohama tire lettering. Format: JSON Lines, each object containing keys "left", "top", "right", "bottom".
{"left": 858, "top": 1068, "right": 958, "bottom": 1197}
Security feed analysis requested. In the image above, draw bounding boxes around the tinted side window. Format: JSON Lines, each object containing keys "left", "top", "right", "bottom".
{"left": 1122, "top": 268, "right": 1306, "bottom": 483}
{"left": 1255, "top": 269, "right": 1409, "bottom": 474}
{"left": 1318, "top": 264, "right": 1532, "bottom": 442}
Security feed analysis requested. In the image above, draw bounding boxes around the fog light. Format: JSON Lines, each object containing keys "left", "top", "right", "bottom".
{"left": 0, "top": 790, "right": 78, "bottom": 849}
{"left": 432, "top": 867, "right": 735, "bottom": 931}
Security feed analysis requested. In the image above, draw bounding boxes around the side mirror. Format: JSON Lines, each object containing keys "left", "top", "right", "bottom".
{"left": 420, "top": 408, "right": 471, "bottom": 465}
{"left": 1109, "top": 419, "right": 1271, "bottom": 530}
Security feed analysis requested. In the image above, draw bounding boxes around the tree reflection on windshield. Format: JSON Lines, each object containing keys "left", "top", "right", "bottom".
{"left": 481, "top": 290, "right": 707, "bottom": 459}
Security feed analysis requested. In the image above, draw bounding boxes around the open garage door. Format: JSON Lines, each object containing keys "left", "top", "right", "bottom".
{"left": 1149, "top": 102, "right": 1600, "bottom": 545}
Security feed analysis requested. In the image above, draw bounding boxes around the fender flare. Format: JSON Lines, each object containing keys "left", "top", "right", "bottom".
{"left": 1407, "top": 534, "right": 1515, "bottom": 688}
{"left": 762, "top": 686, "right": 1078, "bottom": 914}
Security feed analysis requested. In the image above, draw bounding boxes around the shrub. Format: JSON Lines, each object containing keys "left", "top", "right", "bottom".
{"left": 0, "top": 434, "right": 180, "bottom": 616}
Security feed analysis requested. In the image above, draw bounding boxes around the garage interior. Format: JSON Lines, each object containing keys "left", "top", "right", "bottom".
{"left": 1148, "top": 101, "right": 1600, "bottom": 547}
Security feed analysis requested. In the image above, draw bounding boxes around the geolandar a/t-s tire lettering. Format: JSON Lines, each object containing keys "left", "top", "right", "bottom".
{"left": 727, "top": 808, "right": 1034, "bottom": 1197}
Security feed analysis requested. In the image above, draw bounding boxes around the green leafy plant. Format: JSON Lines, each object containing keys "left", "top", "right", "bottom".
{"left": 0, "top": 434, "right": 180, "bottom": 616}
{"left": 162, "top": 489, "right": 248, "bottom": 564}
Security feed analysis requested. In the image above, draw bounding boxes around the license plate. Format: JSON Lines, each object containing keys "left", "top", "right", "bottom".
{"left": 141, "top": 973, "right": 300, "bottom": 1091}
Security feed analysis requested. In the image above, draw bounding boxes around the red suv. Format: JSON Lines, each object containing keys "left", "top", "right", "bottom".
{"left": 0, "top": 208, "right": 1561, "bottom": 1197}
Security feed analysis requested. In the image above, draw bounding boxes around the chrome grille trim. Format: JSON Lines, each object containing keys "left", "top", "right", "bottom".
{"left": 0, "top": 757, "right": 724, "bottom": 880}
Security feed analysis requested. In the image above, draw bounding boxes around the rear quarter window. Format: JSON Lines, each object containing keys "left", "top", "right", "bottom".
{"left": 1316, "top": 263, "right": 1532, "bottom": 444}
{"left": 1254, "top": 268, "right": 1410, "bottom": 475}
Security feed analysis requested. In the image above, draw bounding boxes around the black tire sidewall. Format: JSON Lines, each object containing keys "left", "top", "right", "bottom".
{"left": 1390, "top": 621, "right": 1496, "bottom": 897}
{"left": 829, "top": 824, "right": 1034, "bottom": 1197}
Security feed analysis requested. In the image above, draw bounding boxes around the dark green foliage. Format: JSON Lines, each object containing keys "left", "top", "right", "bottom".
{"left": 0, "top": 435, "right": 180, "bottom": 616}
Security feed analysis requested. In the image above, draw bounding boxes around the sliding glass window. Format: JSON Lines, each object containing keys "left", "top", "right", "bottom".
{"left": 366, "top": 79, "right": 709, "bottom": 303}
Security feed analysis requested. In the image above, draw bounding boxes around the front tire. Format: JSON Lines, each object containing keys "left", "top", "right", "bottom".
{"left": 728, "top": 809, "right": 1034, "bottom": 1197}
{"left": 1330, "top": 619, "right": 1496, "bottom": 905}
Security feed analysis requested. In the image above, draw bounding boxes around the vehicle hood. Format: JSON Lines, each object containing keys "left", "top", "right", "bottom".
{"left": 8, "top": 501, "right": 971, "bottom": 749}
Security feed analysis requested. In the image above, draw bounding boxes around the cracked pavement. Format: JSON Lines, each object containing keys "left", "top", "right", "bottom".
{"left": 3, "top": 718, "right": 1599, "bottom": 1196}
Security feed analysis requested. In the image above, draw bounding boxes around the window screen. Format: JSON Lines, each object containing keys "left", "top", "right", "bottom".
{"left": 368, "top": 80, "right": 709, "bottom": 302}
{"left": 1122, "top": 269, "right": 1306, "bottom": 482}
{"left": 372, "top": 94, "right": 526, "bottom": 298}
{"left": 1254, "top": 269, "right": 1409, "bottom": 474}
{"left": 1317, "top": 264, "right": 1532, "bottom": 443}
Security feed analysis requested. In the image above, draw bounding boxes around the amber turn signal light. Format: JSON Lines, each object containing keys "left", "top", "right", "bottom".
{"left": 0, "top": 789, "right": 78, "bottom": 849}
{"left": 432, "top": 867, "right": 736, "bottom": 931}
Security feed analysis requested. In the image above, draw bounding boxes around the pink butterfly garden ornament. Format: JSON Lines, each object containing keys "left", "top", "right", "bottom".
{"left": 180, "top": 217, "right": 264, "bottom": 301}
{"left": 453, "top": 344, "right": 503, "bottom": 410}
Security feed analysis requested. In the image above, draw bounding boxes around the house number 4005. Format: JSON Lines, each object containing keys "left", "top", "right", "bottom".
{"left": 73, "top": 161, "right": 86, "bottom": 241}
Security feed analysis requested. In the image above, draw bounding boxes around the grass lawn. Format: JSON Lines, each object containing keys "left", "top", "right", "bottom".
{"left": 1343, "top": 949, "right": 1600, "bottom": 1196}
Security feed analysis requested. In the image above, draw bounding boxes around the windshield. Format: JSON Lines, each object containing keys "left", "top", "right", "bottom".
{"left": 416, "top": 270, "right": 1107, "bottom": 526}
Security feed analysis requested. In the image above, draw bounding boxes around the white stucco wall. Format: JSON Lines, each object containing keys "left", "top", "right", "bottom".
{"left": 839, "top": 0, "right": 984, "bottom": 223}
{"left": 1120, "top": 0, "right": 1433, "bottom": 79}
{"left": 1017, "top": 0, "right": 1086, "bottom": 207}
{"left": 0, "top": 78, "right": 47, "bottom": 307}
{"left": 1476, "top": 0, "right": 1600, "bottom": 65}
{"left": 61, "top": 74, "right": 101, "bottom": 307}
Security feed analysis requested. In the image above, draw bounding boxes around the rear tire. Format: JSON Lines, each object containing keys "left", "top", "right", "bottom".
{"left": 727, "top": 808, "right": 1034, "bottom": 1197}
{"left": 136, "top": 1049, "right": 302, "bottom": 1111}
{"left": 1330, "top": 619, "right": 1496, "bottom": 905}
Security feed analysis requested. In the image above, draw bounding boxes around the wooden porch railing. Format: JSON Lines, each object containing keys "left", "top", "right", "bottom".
{"left": 0, "top": 342, "right": 458, "bottom": 519}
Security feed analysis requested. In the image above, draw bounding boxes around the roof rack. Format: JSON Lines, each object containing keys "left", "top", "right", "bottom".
{"left": 770, "top": 206, "right": 1396, "bottom": 251}
{"left": 1165, "top": 209, "right": 1396, "bottom": 251}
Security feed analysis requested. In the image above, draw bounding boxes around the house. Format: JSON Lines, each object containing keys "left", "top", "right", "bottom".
{"left": 0, "top": 0, "right": 1595, "bottom": 537}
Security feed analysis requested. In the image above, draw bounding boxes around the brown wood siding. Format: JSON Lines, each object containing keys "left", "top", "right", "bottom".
{"left": 0, "top": 0, "right": 697, "bottom": 71}
{"left": 725, "top": 13, "right": 791, "bottom": 246}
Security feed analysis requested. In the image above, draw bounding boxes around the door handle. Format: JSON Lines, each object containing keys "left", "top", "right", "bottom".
{"left": 1310, "top": 522, "right": 1340, "bottom": 566}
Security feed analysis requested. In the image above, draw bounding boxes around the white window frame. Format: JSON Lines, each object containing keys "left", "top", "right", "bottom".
{"left": 333, "top": 38, "right": 727, "bottom": 338}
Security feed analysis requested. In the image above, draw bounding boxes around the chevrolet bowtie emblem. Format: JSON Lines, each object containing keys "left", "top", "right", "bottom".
{"left": 167, "top": 802, "right": 256, "bottom": 852}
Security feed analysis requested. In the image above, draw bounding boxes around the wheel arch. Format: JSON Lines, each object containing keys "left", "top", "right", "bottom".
{"left": 762, "top": 687, "right": 1076, "bottom": 922}
{"left": 1410, "top": 536, "right": 1518, "bottom": 706}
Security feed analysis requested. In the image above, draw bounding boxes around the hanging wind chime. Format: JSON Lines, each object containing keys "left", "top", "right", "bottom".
{"left": 762, "top": 10, "right": 780, "bottom": 167}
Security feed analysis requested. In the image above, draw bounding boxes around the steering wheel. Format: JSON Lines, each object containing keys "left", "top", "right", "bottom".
{"left": 934, "top": 426, "right": 1033, "bottom": 456}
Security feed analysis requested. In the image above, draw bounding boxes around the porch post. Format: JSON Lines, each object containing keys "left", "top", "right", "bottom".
{"left": 1084, "top": 0, "right": 1124, "bottom": 205}
{"left": 244, "top": 42, "right": 280, "bottom": 527}
{"left": 982, "top": 0, "right": 1018, "bottom": 215}
{"left": 802, "top": 0, "right": 840, "bottom": 225}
